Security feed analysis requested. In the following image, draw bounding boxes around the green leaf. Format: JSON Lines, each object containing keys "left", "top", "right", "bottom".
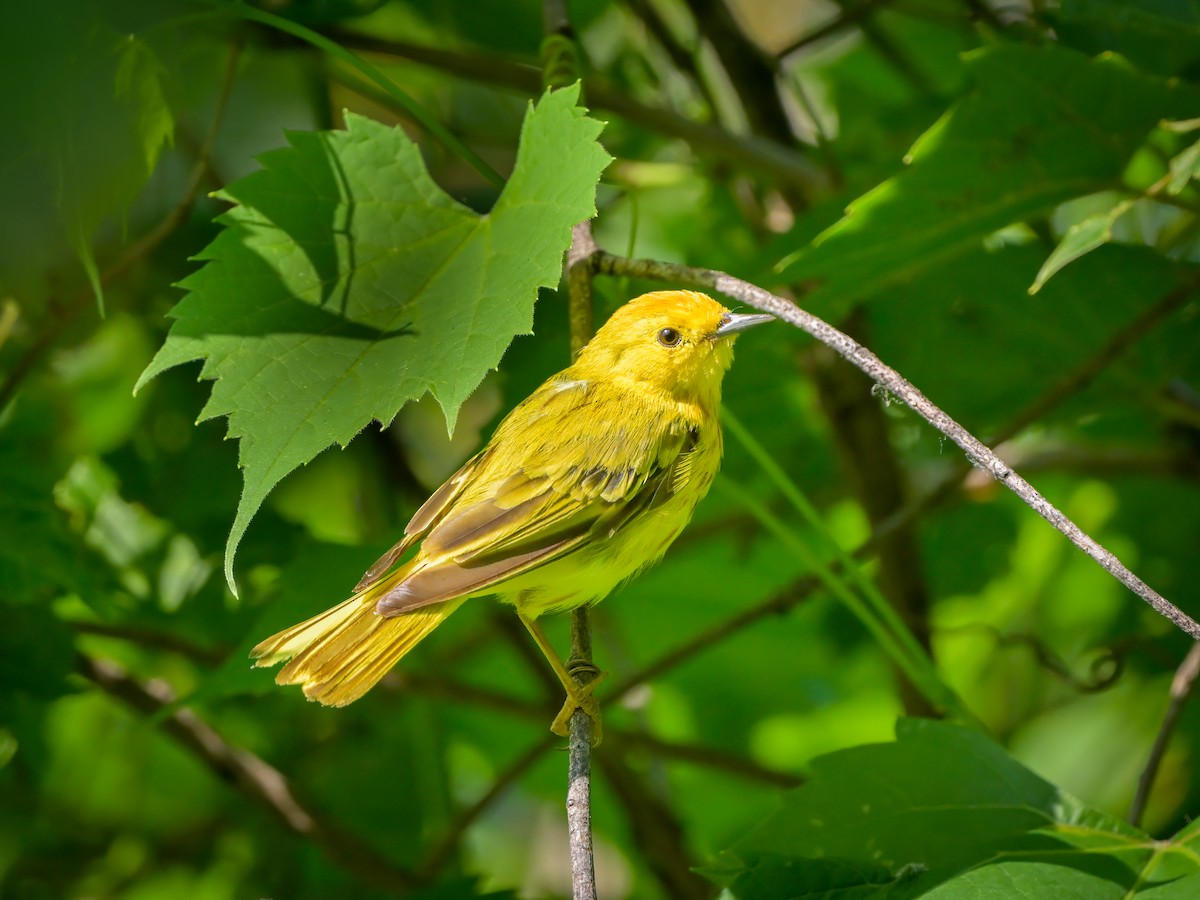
{"left": 1167, "top": 138, "right": 1200, "bottom": 194}
{"left": 0, "top": 3, "right": 174, "bottom": 313}
{"left": 113, "top": 34, "right": 175, "bottom": 176}
{"left": 714, "top": 718, "right": 1161, "bottom": 898}
{"left": 921, "top": 860, "right": 1130, "bottom": 899}
{"left": 775, "top": 44, "right": 1199, "bottom": 319}
{"left": 1052, "top": 0, "right": 1200, "bottom": 77}
{"left": 138, "top": 85, "right": 610, "bottom": 591}
{"left": 1028, "top": 198, "right": 1134, "bottom": 294}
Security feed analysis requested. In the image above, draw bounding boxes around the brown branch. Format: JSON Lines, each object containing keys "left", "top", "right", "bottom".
{"left": 585, "top": 250, "right": 1200, "bottom": 641}
{"left": 71, "top": 621, "right": 226, "bottom": 666}
{"left": 79, "top": 654, "right": 419, "bottom": 891}
{"left": 1130, "top": 642, "right": 1200, "bottom": 828}
{"left": 684, "top": 0, "right": 797, "bottom": 144}
{"left": 326, "top": 30, "right": 827, "bottom": 196}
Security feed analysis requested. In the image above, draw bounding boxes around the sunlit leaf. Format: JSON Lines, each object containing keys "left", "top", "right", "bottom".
{"left": 1029, "top": 199, "right": 1134, "bottom": 294}
{"left": 1167, "top": 138, "right": 1200, "bottom": 194}
{"left": 138, "top": 85, "right": 610, "bottom": 590}
{"left": 776, "top": 44, "right": 1199, "bottom": 319}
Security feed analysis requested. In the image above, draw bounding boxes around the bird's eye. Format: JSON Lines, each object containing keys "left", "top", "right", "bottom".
{"left": 657, "top": 327, "right": 682, "bottom": 348}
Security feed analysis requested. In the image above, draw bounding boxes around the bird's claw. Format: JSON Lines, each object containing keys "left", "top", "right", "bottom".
{"left": 551, "top": 660, "right": 606, "bottom": 744}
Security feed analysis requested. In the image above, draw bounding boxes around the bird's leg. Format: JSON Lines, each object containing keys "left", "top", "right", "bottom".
{"left": 517, "top": 613, "right": 605, "bottom": 742}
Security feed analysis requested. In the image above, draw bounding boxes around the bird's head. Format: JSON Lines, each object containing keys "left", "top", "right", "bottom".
{"left": 574, "top": 290, "right": 773, "bottom": 404}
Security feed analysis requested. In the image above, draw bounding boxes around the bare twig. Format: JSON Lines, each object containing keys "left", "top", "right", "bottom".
{"left": 1129, "top": 642, "right": 1200, "bottom": 828}
{"left": 545, "top": 6, "right": 600, "bottom": 891}
{"left": 79, "top": 654, "right": 419, "bottom": 891}
{"left": 564, "top": 220, "right": 599, "bottom": 900}
{"left": 586, "top": 250, "right": 1200, "bottom": 641}
{"left": 566, "top": 608, "right": 598, "bottom": 900}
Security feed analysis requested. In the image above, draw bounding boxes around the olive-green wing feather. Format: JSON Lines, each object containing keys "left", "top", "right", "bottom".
{"left": 374, "top": 381, "right": 699, "bottom": 616}
{"left": 353, "top": 448, "right": 492, "bottom": 592}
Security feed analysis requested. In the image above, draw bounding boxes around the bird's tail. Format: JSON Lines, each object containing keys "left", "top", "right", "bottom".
{"left": 250, "top": 571, "right": 463, "bottom": 707}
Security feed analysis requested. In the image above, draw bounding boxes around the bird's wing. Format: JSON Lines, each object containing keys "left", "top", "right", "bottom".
{"left": 354, "top": 448, "right": 491, "bottom": 591}
{"left": 373, "top": 380, "right": 700, "bottom": 615}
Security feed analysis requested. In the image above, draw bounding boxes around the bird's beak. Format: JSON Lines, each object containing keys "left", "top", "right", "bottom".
{"left": 715, "top": 312, "right": 775, "bottom": 339}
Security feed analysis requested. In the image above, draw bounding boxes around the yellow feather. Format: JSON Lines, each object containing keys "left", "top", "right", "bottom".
{"left": 251, "top": 290, "right": 771, "bottom": 706}
{"left": 251, "top": 567, "right": 465, "bottom": 706}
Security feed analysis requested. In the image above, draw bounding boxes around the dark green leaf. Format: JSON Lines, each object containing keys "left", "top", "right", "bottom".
{"left": 776, "top": 44, "right": 1198, "bottom": 319}
{"left": 1052, "top": 0, "right": 1200, "bottom": 76}
{"left": 715, "top": 719, "right": 1153, "bottom": 897}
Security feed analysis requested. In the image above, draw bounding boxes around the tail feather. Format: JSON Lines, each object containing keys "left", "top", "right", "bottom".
{"left": 251, "top": 579, "right": 463, "bottom": 707}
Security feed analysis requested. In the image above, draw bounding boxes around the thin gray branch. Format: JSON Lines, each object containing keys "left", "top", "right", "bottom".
{"left": 564, "top": 217, "right": 599, "bottom": 900}
{"left": 1130, "top": 642, "right": 1200, "bottom": 828}
{"left": 589, "top": 250, "right": 1200, "bottom": 641}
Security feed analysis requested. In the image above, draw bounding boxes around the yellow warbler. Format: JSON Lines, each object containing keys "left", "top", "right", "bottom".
{"left": 251, "top": 290, "right": 772, "bottom": 736}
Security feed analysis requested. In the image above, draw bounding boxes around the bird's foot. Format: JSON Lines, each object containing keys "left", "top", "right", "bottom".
{"left": 550, "top": 658, "right": 606, "bottom": 744}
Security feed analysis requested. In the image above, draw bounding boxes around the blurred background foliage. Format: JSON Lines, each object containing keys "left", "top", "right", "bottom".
{"left": 2, "top": 0, "right": 1200, "bottom": 897}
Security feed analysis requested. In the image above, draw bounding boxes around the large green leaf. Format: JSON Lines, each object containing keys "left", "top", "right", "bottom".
{"left": 138, "top": 85, "right": 610, "bottom": 590}
{"left": 712, "top": 718, "right": 1198, "bottom": 898}
{"left": 776, "top": 44, "right": 1199, "bottom": 318}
